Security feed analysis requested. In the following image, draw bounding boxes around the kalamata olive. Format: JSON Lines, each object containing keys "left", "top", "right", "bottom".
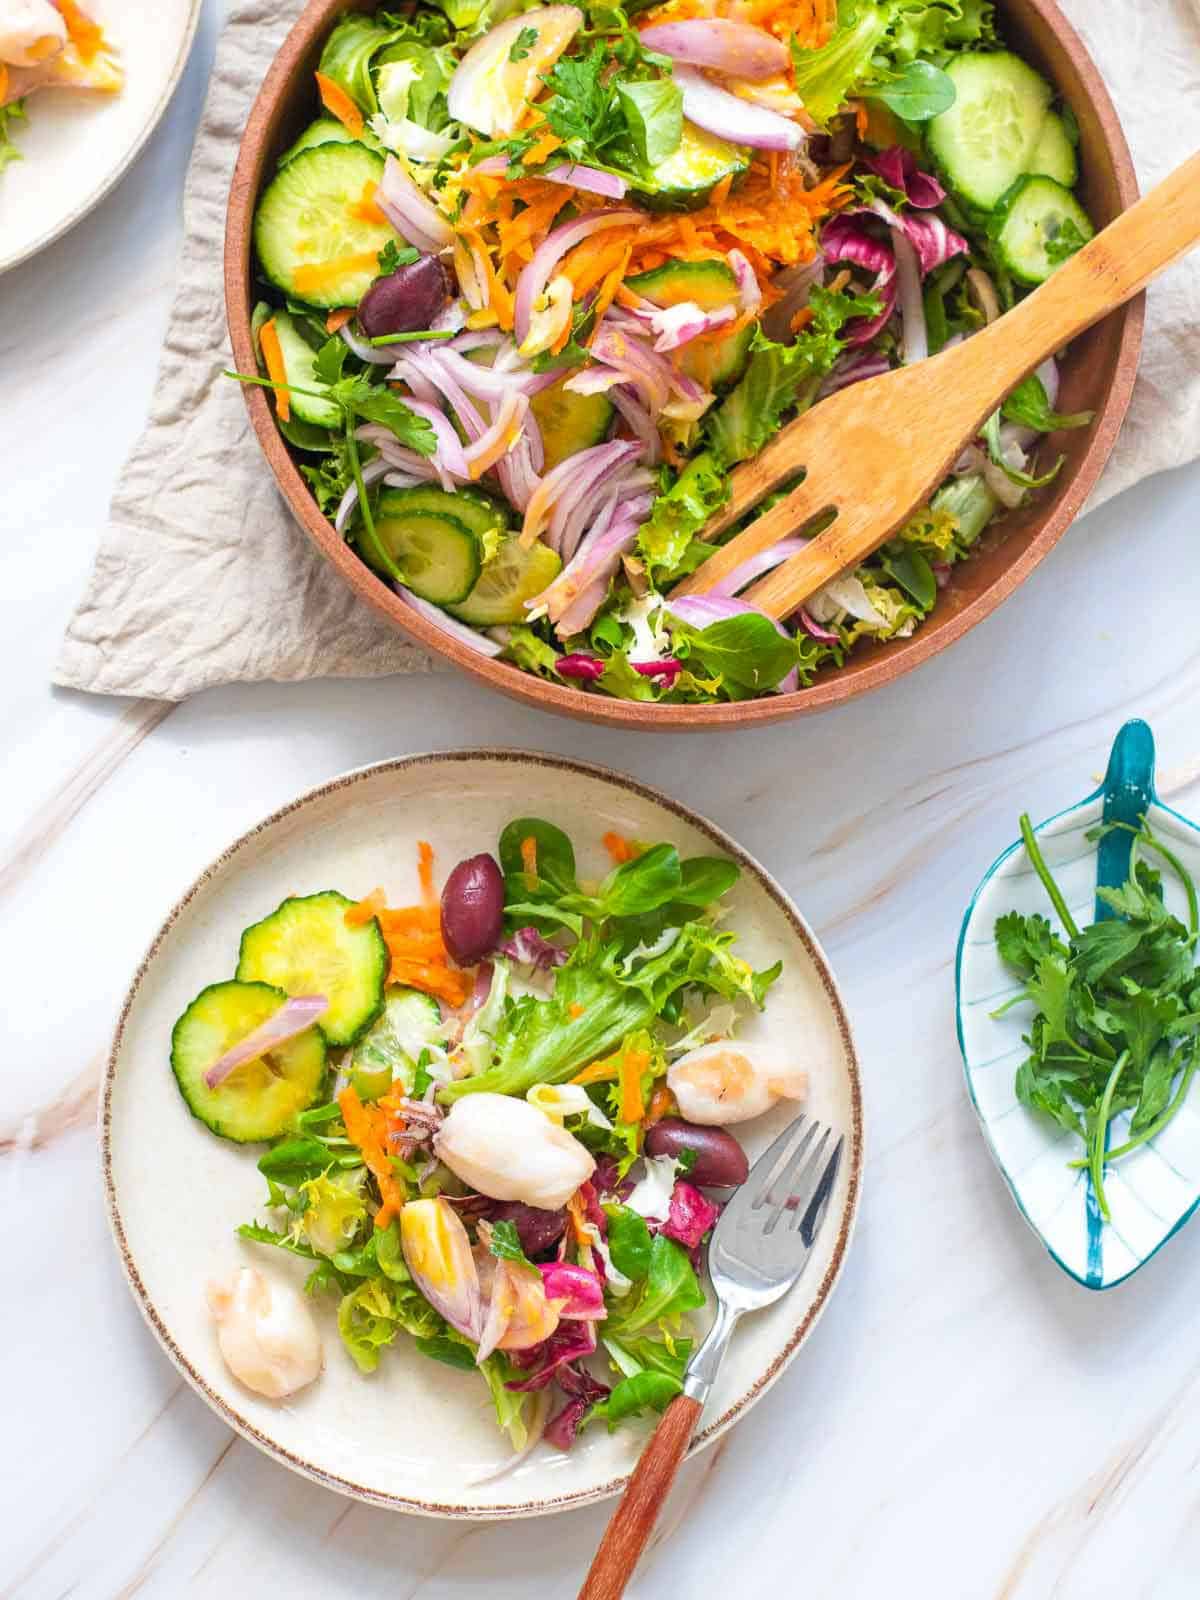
{"left": 440, "top": 852, "right": 505, "bottom": 964}
{"left": 644, "top": 1118, "right": 749, "bottom": 1188}
{"left": 488, "top": 1201, "right": 568, "bottom": 1257}
{"left": 358, "top": 254, "right": 450, "bottom": 337}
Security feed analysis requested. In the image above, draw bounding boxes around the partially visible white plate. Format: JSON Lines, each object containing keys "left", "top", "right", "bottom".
{"left": 0, "top": 0, "right": 202, "bottom": 274}
{"left": 102, "top": 751, "right": 863, "bottom": 1517}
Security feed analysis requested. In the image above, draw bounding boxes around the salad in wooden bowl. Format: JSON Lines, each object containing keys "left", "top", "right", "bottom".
{"left": 226, "top": 0, "right": 1140, "bottom": 727}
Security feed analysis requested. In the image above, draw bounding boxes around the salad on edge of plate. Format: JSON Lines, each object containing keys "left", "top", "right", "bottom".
{"left": 0, "top": 0, "right": 123, "bottom": 173}
{"left": 174, "top": 819, "right": 807, "bottom": 1460}
{"left": 238, "top": 0, "right": 1097, "bottom": 705}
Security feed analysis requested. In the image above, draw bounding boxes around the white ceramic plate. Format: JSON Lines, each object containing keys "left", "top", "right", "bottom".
{"left": 0, "top": 0, "right": 202, "bottom": 275}
{"left": 102, "top": 752, "right": 862, "bottom": 1517}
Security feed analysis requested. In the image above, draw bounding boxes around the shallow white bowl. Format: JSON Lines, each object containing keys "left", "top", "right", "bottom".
{"left": 0, "top": 0, "right": 202, "bottom": 274}
{"left": 102, "top": 750, "right": 863, "bottom": 1516}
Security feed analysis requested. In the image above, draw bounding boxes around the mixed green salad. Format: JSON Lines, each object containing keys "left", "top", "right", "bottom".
{"left": 239, "top": 0, "right": 1095, "bottom": 704}
{"left": 178, "top": 821, "right": 804, "bottom": 1455}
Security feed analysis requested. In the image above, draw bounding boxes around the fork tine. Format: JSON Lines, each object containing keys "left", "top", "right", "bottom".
{"left": 763, "top": 1127, "right": 831, "bottom": 1236}
{"left": 754, "top": 1120, "right": 819, "bottom": 1216}
{"left": 793, "top": 1135, "right": 844, "bottom": 1245}
{"left": 747, "top": 1113, "right": 811, "bottom": 1211}
{"left": 669, "top": 482, "right": 837, "bottom": 599}
{"left": 699, "top": 423, "right": 821, "bottom": 543}
{"left": 741, "top": 500, "right": 891, "bottom": 618}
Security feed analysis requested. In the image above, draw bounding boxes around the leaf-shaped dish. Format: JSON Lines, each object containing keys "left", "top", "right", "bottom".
{"left": 957, "top": 720, "right": 1200, "bottom": 1290}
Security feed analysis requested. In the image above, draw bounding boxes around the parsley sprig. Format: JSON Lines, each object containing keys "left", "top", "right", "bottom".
{"left": 993, "top": 814, "right": 1200, "bottom": 1219}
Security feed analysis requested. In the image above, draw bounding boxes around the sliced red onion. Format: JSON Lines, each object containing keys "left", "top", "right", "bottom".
{"left": 463, "top": 388, "right": 529, "bottom": 477}
{"left": 203, "top": 996, "right": 328, "bottom": 1090}
{"left": 395, "top": 585, "right": 505, "bottom": 655}
{"left": 555, "top": 653, "right": 606, "bottom": 680}
{"left": 890, "top": 230, "right": 927, "bottom": 365}
{"left": 389, "top": 354, "right": 443, "bottom": 407}
{"left": 673, "top": 66, "right": 805, "bottom": 151}
{"left": 340, "top": 322, "right": 397, "bottom": 365}
{"left": 383, "top": 472, "right": 425, "bottom": 489}
{"left": 378, "top": 156, "right": 454, "bottom": 253}
{"left": 513, "top": 209, "right": 638, "bottom": 346}
{"left": 466, "top": 1389, "right": 551, "bottom": 1487}
{"left": 647, "top": 300, "right": 735, "bottom": 353}
{"left": 334, "top": 454, "right": 392, "bottom": 535}
{"left": 1038, "top": 356, "right": 1060, "bottom": 408}
{"left": 469, "top": 154, "right": 627, "bottom": 199}
{"left": 522, "top": 440, "right": 640, "bottom": 550}
{"left": 808, "top": 575, "right": 884, "bottom": 627}
{"left": 609, "top": 385, "right": 660, "bottom": 465}
{"left": 727, "top": 249, "right": 762, "bottom": 315}
{"left": 579, "top": 323, "right": 675, "bottom": 413}
{"left": 449, "top": 328, "right": 505, "bottom": 354}
{"left": 401, "top": 397, "right": 471, "bottom": 484}
{"left": 356, "top": 424, "right": 441, "bottom": 481}
{"left": 639, "top": 20, "right": 789, "bottom": 81}
{"left": 797, "top": 608, "right": 838, "bottom": 641}
{"left": 708, "top": 536, "right": 809, "bottom": 597}
{"left": 558, "top": 466, "right": 652, "bottom": 564}
{"left": 407, "top": 350, "right": 487, "bottom": 441}
{"left": 667, "top": 594, "right": 799, "bottom": 693}
{"left": 431, "top": 344, "right": 547, "bottom": 402}
{"left": 541, "top": 490, "right": 655, "bottom": 634}
{"left": 817, "top": 349, "right": 890, "bottom": 398}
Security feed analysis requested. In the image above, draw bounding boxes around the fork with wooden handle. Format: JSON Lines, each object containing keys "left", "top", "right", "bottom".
{"left": 578, "top": 1114, "right": 845, "bottom": 1600}
{"left": 671, "top": 149, "right": 1200, "bottom": 620}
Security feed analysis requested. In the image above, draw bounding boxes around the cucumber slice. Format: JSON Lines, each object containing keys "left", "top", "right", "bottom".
{"left": 926, "top": 52, "right": 1053, "bottom": 209}
{"left": 278, "top": 415, "right": 336, "bottom": 453}
{"left": 680, "top": 319, "right": 754, "bottom": 390}
{"left": 254, "top": 144, "right": 395, "bottom": 308}
{"left": 236, "top": 892, "right": 388, "bottom": 1047}
{"left": 268, "top": 308, "right": 342, "bottom": 428}
{"left": 279, "top": 117, "right": 358, "bottom": 166}
{"left": 371, "top": 483, "right": 508, "bottom": 542}
{"left": 363, "top": 490, "right": 483, "bottom": 602}
{"left": 993, "top": 174, "right": 1094, "bottom": 285}
{"left": 627, "top": 257, "right": 739, "bottom": 312}
{"left": 171, "top": 980, "right": 328, "bottom": 1143}
{"left": 633, "top": 122, "right": 748, "bottom": 212}
{"left": 449, "top": 536, "right": 562, "bottom": 625}
{"left": 1027, "top": 111, "right": 1077, "bottom": 186}
{"left": 530, "top": 379, "right": 614, "bottom": 470}
{"left": 351, "top": 987, "right": 443, "bottom": 1097}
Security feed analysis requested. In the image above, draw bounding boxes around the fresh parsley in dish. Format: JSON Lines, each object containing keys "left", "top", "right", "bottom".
{"left": 994, "top": 815, "right": 1200, "bottom": 1222}
{"left": 0, "top": 0, "right": 122, "bottom": 175}
{"left": 238, "top": 0, "right": 1095, "bottom": 705}
{"left": 175, "top": 824, "right": 805, "bottom": 1458}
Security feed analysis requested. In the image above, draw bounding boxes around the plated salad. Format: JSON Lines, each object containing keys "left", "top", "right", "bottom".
{"left": 176, "top": 820, "right": 804, "bottom": 1457}
{"left": 0, "top": 0, "right": 122, "bottom": 174}
{"left": 240, "top": 0, "right": 1096, "bottom": 705}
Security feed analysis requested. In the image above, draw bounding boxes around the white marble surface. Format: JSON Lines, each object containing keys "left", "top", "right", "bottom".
{"left": 5, "top": 5, "right": 1200, "bottom": 1594}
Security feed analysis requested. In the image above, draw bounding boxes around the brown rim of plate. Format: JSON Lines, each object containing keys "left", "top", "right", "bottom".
{"left": 224, "top": 0, "right": 1143, "bottom": 732}
{"left": 100, "top": 749, "right": 864, "bottom": 1518}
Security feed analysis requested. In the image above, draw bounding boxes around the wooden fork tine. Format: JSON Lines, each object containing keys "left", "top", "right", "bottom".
{"left": 698, "top": 425, "right": 817, "bottom": 545}
{"left": 742, "top": 499, "right": 890, "bottom": 617}
{"left": 669, "top": 477, "right": 835, "bottom": 599}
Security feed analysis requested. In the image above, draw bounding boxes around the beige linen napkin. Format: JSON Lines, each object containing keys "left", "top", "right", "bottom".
{"left": 54, "top": 0, "right": 1200, "bottom": 701}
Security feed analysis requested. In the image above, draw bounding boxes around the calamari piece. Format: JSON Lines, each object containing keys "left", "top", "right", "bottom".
{"left": 2, "top": 1, "right": 121, "bottom": 106}
{"left": 206, "top": 1267, "right": 323, "bottom": 1400}
{"left": 667, "top": 1041, "right": 808, "bottom": 1126}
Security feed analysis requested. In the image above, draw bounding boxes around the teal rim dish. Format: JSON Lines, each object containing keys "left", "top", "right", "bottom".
{"left": 956, "top": 720, "right": 1200, "bottom": 1290}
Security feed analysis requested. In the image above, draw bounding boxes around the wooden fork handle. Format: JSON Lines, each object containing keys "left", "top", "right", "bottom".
{"left": 577, "top": 1394, "right": 702, "bottom": 1600}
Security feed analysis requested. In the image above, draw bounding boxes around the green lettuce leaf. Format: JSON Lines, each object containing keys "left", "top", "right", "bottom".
{"left": 636, "top": 453, "right": 730, "bottom": 582}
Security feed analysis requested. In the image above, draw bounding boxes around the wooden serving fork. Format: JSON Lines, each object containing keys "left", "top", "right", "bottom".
{"left": 671, "top": 150, "right": 1200, "bottom": 619}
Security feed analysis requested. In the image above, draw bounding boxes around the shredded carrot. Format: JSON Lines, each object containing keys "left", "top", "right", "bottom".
{"left": 619, "top": 1048, "right": 650, "bottom": 1124}
{"left": 645, "top": 1084, "right": 675, "bottom": 1128}
{"left": 258, "top": 319, "right": 290, "bottom": 422}
{"left": 389, "top": 957, "right": 470, "bottom": 1007}
{"left": 570, "top": 1054, "right": 621, "bottom": 1087}
{"left": 568, "top": 1002, "right": 585, "bottom": 1020}
{"left": 58, "top": 0, "right": 105, "bottom": 59}
{"left": 602, "top": 832, "right": 637, "bottom": 865}
{"left": 347, "top": 180, "right": 387, "bottom": 225}
{"left": 589, "top": 243, "right": 633, "bottom": 329}
{"left": 417, "top": 840, "right": 437, "bottom": 907}
{"left": 525, "top": 131, "right": 563, "bottom": 165}
{"left": 0, "top": 65, "right": 7, "bottom": 102}
{"left": 566, "top": 1191, "right": 591, "bottom": 1246}
{"left": 853, "top": 99, "right": 870, "bottom": 140}
{"left": 338, "top": 1085, "right": 406, "bottom": 1228}
{"left": 326, "top": 307, "right": 354, "bottom": 333}
{"left": 294, "top": 252, "right": 380, "bottom": 296}
{"left": 345, "top": 887, "right": 388, "bottom": 926}
{"left": 520, "top": 835, "right": 538, "bottom": 887}
{"left": 709, "top": 174, "right": 733, "bottom": 209}
{"left": 790, "top": 306, "right": 815, "bottom": 334}
{"left": 315, "top": 71, "right": 364, "bottom": 139}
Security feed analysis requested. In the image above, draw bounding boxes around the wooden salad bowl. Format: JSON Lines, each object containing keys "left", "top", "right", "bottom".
{"left": 225, "top": 0, "right": 1142, "bottom": 730}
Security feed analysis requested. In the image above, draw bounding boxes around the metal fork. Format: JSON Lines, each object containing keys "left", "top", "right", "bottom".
{"left": 578, "top": 1115, "right": 844, "bottom": 1600}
